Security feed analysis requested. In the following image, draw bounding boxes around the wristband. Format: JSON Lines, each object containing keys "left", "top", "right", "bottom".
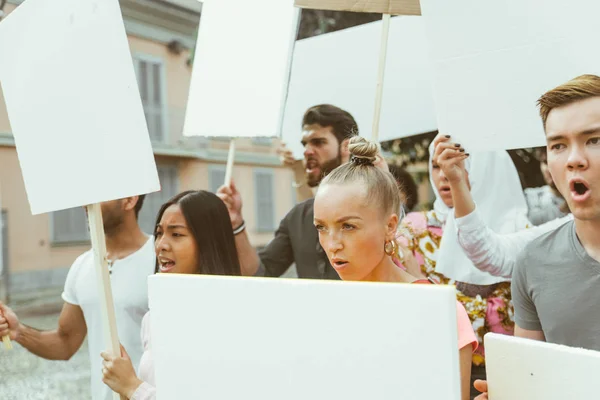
{"left": 233, "top": 220, "right": 246, "bottom": 235}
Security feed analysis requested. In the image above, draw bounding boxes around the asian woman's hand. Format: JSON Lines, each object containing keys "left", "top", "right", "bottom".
{"left": 101, "top": 344, "right": 143, "bottom": 399}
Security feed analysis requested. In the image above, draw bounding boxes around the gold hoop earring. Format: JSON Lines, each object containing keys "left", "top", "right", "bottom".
{"left": 384, "top": 240, "right": 397, "bottom": 257}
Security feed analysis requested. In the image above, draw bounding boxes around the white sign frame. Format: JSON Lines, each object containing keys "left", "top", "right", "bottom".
{"left": 420, "top": 0, "right": 600, "bottom": 151}
{"left": 149, "top": 274, "right": 461, "bottom": 400}
{"left": 183, "top": 0, "right": 300, "bottom": 139}
{"left": 0, "top": 0, "right": 160, "bottom": 215}
{"left": 485, "top": 333, "right": 600, "bottom": 399}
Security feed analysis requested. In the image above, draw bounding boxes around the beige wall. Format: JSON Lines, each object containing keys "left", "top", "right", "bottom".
{"left": 0, "top": 5, "right": 15, "bottom": 133}
{"left": 0, "top": 147, "right": 89, "bottom": 273}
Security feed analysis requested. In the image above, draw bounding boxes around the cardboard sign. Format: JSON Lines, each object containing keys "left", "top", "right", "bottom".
{"left": 183, "top": 0, "right": 299, "bottom": 138}
{"left": 282, "top": 17, "right": 436, "bottom": 158}
{"left": 485, "top": 333, "right": 600, "bottom": 399}
{"left": 295, "top": 0, "right": 421, "bottom": 15}
{"left": 420, "top": 0, "right": 600, "bottom": 151}
{"left": 149, "top": 274, "right": 461, "bottom": 400}
{"left": 0, "top": 0, "right": 159, "bottom": 214}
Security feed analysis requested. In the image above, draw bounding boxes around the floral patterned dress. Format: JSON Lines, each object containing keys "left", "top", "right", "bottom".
{"left": 396, "top": 211, "right": 514, "bottom": 367}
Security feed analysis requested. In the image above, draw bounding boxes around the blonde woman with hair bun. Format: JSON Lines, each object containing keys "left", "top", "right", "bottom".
{"left": 313, "top": 136, "right": 477, "bottom": 400}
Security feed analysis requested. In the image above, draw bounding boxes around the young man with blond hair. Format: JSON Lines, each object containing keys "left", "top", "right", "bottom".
{"left": 472, "top": 74, "right": 600, "bottom": 399}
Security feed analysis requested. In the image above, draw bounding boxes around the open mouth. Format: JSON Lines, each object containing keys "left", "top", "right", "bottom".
{"left": 305, "top": 159, "right": 319, "bottom": 174}
{"left": 570, "top": 178, "right": 591, "bottom": 201}
{"left": 158, "top": 257, "right": 176, "bottom": 272}
{"left": 331, "top": 259, "right": 349, "bottom": 270}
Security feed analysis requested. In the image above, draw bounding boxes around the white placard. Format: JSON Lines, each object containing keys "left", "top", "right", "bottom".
{"left": 149, "top": 274, "right": 461, "bottom": 400}
{"left": 0, "top": 0, "right": 160, "bottom": 215}
{"left": 183, "top": 0, "right": 299, "bottom": 138}
{"left": 485, "top": 333, "right": 600, "bottom": 399}
{"left": 282, "top": 17, "right": 436, "bottom": 159}
{"left": 420, "top": 0, "right": 600, "bottom": 151}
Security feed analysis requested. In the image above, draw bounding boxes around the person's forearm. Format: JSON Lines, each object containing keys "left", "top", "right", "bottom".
{"left": 16, "top": 324, "right": 81, "bottom": 360}
{"left": 449, "top": 179, "right": 475, "bottom": 219}
{"left": 292, "top": 163, "right": 313, "bottom": 202}
{"left": 457, "top": 228, "right": 517, "bottom": 278}
{"left": 235, "top": 231, "right": 260, "bottom": 276}
{"left": 459, "top": 346, "right": 473, "bottom": 400}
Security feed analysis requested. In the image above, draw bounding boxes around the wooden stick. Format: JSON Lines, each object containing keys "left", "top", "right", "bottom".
{"left": 2, "top": 334, "right": 12, "bottom": 350}
{"left": 371, "top": 13, "right": 392, "bottom": 142}
{"left": 224, "top": 138, "right": 236, "bottom": 187}
{"left": 86, "top": 204, "right": 126, "bottom": 400}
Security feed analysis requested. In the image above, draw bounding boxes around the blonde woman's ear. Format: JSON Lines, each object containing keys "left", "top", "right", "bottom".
{"left": 386, "top": 213, "right": 399, "bottom": 237}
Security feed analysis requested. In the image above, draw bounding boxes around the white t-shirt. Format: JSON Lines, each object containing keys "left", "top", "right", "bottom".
{"left": 62, "top": 236, "right": 156, "bottom": 400}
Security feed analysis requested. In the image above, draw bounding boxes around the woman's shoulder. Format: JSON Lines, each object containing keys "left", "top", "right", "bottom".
{"left": 455, "top": 301, "right": 479, "bottom": 352}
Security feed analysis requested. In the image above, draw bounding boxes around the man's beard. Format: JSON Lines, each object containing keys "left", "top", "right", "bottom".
{"left": 306, "top": 153, "right": 343, "bottom": 187}
{"left": 103, "top": 212, "right": 124, "bottom": 236}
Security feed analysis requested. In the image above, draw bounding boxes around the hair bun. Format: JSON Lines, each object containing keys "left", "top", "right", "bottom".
{"left": 348, "top": 136, "right": 378, "bottom": 165}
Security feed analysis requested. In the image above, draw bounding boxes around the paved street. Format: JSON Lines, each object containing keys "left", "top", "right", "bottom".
{"left": 0, "top": 290, "right": 91, "bottom": 400}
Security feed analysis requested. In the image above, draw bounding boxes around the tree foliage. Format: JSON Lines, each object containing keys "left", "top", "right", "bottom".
{"left": 298, "top": 10, "right": 382, "bottom": 39}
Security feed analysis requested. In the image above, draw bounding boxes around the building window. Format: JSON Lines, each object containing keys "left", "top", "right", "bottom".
{"left": 133, "top": 55, "right": 167, "bottom": 143}
{"left": 254, "top": 169, "right": 275, "bottom": 232}
{"left": 208, "top": 165, "right": 226, "bottom": 193}
{"left": 138, "top": 165, "right": 179, "bottom": 234}
{"left": 51, "top": 207, "right": 90, "bottom": 244}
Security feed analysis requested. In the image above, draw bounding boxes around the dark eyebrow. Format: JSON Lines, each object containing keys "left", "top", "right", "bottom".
{"left": 581, "top": 128, "right": 600, "bottom": 136}
{"left": 301, "top": 137, "right": 327, "bottom": 146}
{"left": 156, "top": 224, "right": 187, "bottom": 230}
{"left": 546, "top": 134, "right": 564, "bottom": 142}
{"left": 547, "top": 127, "right": 600, "bottom": 142}
{"left": 166, "top": 224, "right": 187, "bottom": 230}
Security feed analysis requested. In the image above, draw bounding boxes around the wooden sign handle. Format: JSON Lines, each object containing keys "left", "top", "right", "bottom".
{"left": 224, "top": 139, "right": 236, "bottom": 187}
{"left": 1, "top": 334, "right": 11, "bottom": 350}
{"left": 371, "top": 13, "right": 392, "bottom": 143}
{"left": 86, "top": 204, "right": 127, "bottom": 400}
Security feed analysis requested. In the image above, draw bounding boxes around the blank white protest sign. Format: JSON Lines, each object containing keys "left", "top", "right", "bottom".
{"left": 282, "top": 17, "right": 437, "bottom": 159}
{"left": 485, "top": 333, "right": 600, "bottom": 399}
{"left": 0, "top": 0, "right": 159, "bottom": 215}
{"left": 419, "top": 0, "right": 600, "bottom": 151}
{"left": 149, "top": 274, "right": 461, "bottom": 400}
{"left": 183, "top": 0, "right": 299, "bottom": 138}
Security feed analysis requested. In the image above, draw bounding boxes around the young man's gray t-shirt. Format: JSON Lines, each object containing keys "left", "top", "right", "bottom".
{"left": 512, "top": 220, "right": 600, "bottom": 350}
